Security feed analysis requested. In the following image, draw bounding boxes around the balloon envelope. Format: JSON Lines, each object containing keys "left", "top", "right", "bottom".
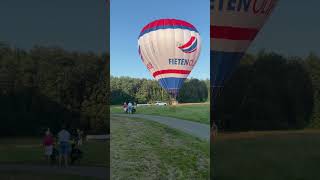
{"left": 210, "top": 0, "right": 279, "bottom": 98}
{"left": 138, "top": 19, "right": 201, "bottom": 98}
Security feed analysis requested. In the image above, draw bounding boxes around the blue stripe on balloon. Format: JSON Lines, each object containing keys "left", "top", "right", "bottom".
{"left": 182, "top": 39, "right": 198, "bottom": 53}
{"left": 158, "top": 77, "right": 186, "bottom": 97}
{"left": 210, "top": 50, "right": 244, "bottom": 87}
{"left": 139, "top": 25, "right": 198, "bottom": 38}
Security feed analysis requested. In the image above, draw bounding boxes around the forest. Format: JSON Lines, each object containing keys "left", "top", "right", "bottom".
{"left": 1, "top": 41, "right": 320, "bottom": 134}
{"left": 214, "top": 52, "right": 318, "bottom": 131}
{"left": 0, "top": 44, "right": 109, "bottom": 136}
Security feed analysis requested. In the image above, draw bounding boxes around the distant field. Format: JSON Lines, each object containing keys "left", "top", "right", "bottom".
{"left": 0, "top": 138, "right": 108, "bottom": 167}
{"left": 110, "top": 103, "right": 210, "bottom": 124}
{"left": 0, "top": 171, "right": 98, "bottom": 180}
{"left": 212, "top": 130, "right": 320, "bottom": 180}
{"left": 111, "top": 115, "right": 209, "bottom": 179}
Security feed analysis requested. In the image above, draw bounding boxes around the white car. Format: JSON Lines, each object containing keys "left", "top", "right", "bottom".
{"left": 154, "top": 101, "right": 167, "bottom": 106}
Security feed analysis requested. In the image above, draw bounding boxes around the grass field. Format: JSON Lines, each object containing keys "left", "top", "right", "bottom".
{"left": 0, "top": 138, "right": 108, "bottom": 167}
{"left": 110, "top": 103, "right": 210, "bottom": 124}
{"left": 212, "top": 130, "right": 320, "bottom": 180}
{"left": 0, "top": 171, "right": 99, "bottom": 180}
{"left": 111, "top": 115, "right": 209, "bottom": 179}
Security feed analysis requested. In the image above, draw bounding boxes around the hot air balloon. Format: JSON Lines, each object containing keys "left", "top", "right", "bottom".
{"left": 210, "top": 0, "right": 279, "bottom": 127}
{"left": 138, "top": 19, "right": 201, "bottom": 104}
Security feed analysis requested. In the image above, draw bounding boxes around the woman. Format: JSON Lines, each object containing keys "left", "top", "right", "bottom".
{"left": 43, "top": 129, "right": 54, "bottom": 164}
{"left": 123, "top": 102, "right": 128, "bottom": 113}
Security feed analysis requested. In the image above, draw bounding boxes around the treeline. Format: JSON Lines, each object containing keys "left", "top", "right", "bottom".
{"left": 213, "top": 51, "right": 320, "bottom": 131}
{"left": 0, "top": 44, "right": 109, "bottom": 136}
{"left": 110, "top": 76, "right": 209, "bottom": 105}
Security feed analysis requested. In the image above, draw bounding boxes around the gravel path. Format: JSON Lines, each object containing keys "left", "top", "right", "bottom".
{"left": 112, "top": 114, "right": 210, "bottom": 140}
{"left": 0, "top": 164, "right": 108, "bottom": 179}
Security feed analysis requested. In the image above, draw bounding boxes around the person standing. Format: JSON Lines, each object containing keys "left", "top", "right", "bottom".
{"left": 58, "top": 124, "right": 71, "bottom": 167}
{"left": 43, "top": 129, "right": 54, "bottom": 165}
{"left": 127, "top": 101, "right": 133, "bottom": 114}
{"left": 123, "top": 102, "right": 128, "bottom": 113}
{"left": 76, "top": 129, "right": 83, "bottom": 146}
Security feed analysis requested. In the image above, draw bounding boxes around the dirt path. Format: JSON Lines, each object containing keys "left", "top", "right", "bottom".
{"left": 0, "top": 164, "right": 108, "bottom": 179}
{"left": 112, "top": 114, "right": 210, "bottom": 140}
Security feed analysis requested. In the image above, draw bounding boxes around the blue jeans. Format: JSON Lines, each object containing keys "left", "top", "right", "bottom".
{"left": 59, "top": 142, "right": 70, "bottom": 155}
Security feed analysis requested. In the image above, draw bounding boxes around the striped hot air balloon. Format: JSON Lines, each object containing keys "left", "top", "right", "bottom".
{"left": 138, "top": 19, "right": 201, "bottom": 101}
{"left": 210, "top": 0, "right": 279, "bottom": 126}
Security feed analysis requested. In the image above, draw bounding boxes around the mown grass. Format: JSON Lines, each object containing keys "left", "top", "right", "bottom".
{"left": 0, "top": 138, "right": 108, "bottom": 167}
{"left": 111, "top": 115, "right": 209, "bottom": 179}
{"left": 212, "top": 130, "right": 320, "bottom": 180}
{"left": 110, "top": 103, "right": 210, "bottom": 124}
{"left": 0, "top": 171, "right": 99, "bottom": 180}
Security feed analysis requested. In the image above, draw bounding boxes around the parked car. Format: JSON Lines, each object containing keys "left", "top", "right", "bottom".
{"left": 154, "top": 101, "right": 167, "bottom": 106}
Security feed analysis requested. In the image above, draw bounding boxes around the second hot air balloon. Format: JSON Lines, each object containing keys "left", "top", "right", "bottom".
{"left": 138, "top": 19, "right": 201, "bottom": 104}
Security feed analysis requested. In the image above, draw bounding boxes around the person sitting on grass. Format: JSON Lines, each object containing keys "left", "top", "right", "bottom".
{"left": 43, "top": 129, "right": 54, "bottom": 165}
{"left": 57, "top": 124, "right": 71, "bottom": 167}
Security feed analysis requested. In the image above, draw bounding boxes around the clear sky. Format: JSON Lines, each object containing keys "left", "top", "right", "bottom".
{"left": 0, "top": 0, "right": 108, "bottom": 54}
{"left": 0, "top": 1, "right": 319, "bottom": 74}
{"left": 110, "top": 0, "right": 210, "bottom": 79}
{"left": 248, "top": 0, "right": 320, "bottom": 57}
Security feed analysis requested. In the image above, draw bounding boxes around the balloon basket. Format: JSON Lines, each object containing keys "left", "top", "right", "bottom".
{"left": 170, "top": 99, "right": 179, "bottom": 106}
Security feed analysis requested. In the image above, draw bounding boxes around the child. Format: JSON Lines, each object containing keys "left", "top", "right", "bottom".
{"left": 43, "top": 130, "right": 54, "bottom": 164}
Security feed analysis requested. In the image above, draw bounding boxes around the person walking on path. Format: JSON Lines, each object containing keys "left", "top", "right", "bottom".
{"left": 57, "top": 125, "right": 71, "bottom": 167}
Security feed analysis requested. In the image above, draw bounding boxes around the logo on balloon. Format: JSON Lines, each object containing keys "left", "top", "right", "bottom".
{"left": 178, "top": 36, "right": 198, "bottom": 53}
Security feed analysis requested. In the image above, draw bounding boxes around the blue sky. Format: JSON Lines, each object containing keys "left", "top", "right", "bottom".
{"left": 0, "top": 0, "right": 107, "bottom": 54}
{"left": 0, "top": 1, "right": 319, "bottom": 73}
{"left": 110, "top": 0, "right": 210, "bottom": 79}
{"left": 248, "top": 0, "right": 320, "bottom": 57}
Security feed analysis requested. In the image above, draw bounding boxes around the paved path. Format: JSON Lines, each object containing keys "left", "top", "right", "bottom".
{"left": 112, "top": 114, "right": 210, "bottom": 140}
{"left": 0, "top": 164, "right": 108, "bottom": 179}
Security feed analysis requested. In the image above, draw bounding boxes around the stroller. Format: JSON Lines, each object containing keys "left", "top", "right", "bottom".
{"left": 125, "top": 106, "right": 136, "bottom": 114}
{"left": 50, "top": 141, "right": 83, "bottom": 165}
{"left": 50, "top": 145, "right": 59, "bottom": 164}
{"left": 70, "top": 142, "right": 83, "bottom": 165}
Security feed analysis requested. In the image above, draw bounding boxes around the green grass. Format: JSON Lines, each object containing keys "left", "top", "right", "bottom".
{"left": 111, "top": 115, "right": 209, "bottom": 179}
{"left": 111, "top": 103, "right": 210, "bottom": 124}
{"left": 0, "top": 138, "right": 108, "bottom": 167}
{"left": 0, "top": 171, "right": 99, "bottom": 180}
{"left": 212, "top": 130, "right": 320, "bottom": 180}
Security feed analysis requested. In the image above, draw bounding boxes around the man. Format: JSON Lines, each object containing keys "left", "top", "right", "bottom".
{"left": 58, "top": 124, "right": 71, "bottom": 167}
{"left": 127, "top": 101, "right": 133, "bottom": 114}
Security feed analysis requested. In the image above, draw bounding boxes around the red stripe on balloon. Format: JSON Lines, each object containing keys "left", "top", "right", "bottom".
{"left": 178, "top": 36, "right": 196, "bottom": 49}
{"left": 211, "top": 26, "right": 259, "bottom": 41}
{"left": 141, "top": 19, "right": 196, "bottom": 33}
{"left": 153, "top": 69, "right": 191, "bottom": 78}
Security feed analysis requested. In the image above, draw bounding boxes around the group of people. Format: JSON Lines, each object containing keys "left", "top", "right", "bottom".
{"left": 123, "top": 101, "right": 136, "bottom": 114}
{"left": 42, "top": 125, "right": 83, "bottom": 167}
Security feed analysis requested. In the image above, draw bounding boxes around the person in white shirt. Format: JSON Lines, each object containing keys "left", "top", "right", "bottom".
{"left": 58, "top": 124, "right": 71, "bottom": 167}
{"left": 127, "top": 102, "right": 133, "bottom": 114}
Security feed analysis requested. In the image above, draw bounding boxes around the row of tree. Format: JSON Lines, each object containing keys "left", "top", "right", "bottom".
{"left": 110, "top": 76, "right": 209, "bottom": 105}
{"left": 0, "top": 43, "right": 109, "bottom": 136}
{"left": 213, "top": 51, "right": 320, "bottom": 131}
{"left": 2, "top": 41, "right": 320, "bottom": 134}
